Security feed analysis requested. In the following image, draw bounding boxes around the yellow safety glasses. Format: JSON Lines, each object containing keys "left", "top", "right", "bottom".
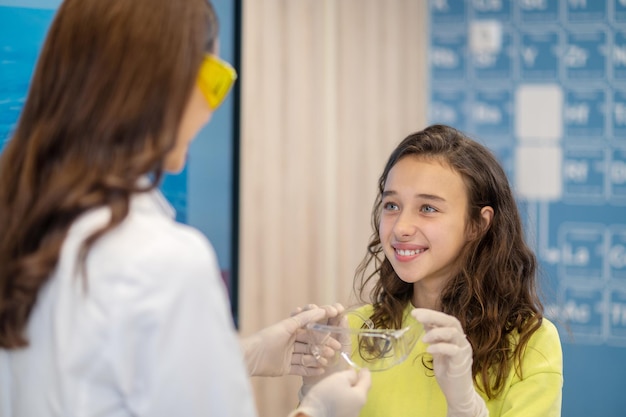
{"left": 197, "top": 55, "right": 237, "bottom": 110}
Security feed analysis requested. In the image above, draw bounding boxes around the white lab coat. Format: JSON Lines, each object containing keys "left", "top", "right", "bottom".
{"left": 0, "top": 189, "right": 257, "bottom": 417}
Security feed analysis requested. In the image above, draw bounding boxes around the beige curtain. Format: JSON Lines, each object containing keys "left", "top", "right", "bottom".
{"left": 239, "top": 1, "right": 428, "bottom": 415}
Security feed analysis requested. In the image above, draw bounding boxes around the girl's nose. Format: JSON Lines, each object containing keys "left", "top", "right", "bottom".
{"left": 393, "top": 213, "right": 417, "bottom": 238}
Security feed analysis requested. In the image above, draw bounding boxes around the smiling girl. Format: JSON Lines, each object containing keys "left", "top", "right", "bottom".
{"left": 352, "top": 124, "right": 563, "bottom": 417}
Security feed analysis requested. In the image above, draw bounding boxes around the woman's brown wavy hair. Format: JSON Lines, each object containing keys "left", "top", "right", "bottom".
{"left": 0, "top": 0, "right": 219, "bottom": 348}
{"left": 355, "top": 124, "right": 543, "bottom": 398}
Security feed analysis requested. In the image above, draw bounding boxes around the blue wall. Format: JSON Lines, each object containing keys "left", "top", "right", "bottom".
{"left": 0, "top": 0, "right": 238, "bottom": 294}
{"left": 428, "top": 0, "right": 626, "bottom": 415}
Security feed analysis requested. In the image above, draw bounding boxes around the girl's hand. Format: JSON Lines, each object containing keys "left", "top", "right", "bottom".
{"left": 411, "top": 308, "right": 488, "bottom": 417}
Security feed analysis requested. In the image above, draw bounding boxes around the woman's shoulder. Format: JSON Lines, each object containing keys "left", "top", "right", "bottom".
{"left": 110, "top": 212, "right": 216, "bottom": 279}
{"left": 65, "top": 193, "right": 220, "bottom": 289}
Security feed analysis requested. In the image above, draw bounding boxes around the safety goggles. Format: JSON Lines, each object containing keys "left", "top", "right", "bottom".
{"left": 306, "top": 310, "right": 421, "bottom": 372}
{"left": 197, "top": 54, "right": 237, "bottom": 110}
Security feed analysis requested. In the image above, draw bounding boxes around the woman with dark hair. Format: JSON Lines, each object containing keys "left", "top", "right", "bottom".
{"left": 300, "top": 124, "right": 562, "bottom": 417}
{"left": 0, "top": 1, "right": 369, "bottom": 416}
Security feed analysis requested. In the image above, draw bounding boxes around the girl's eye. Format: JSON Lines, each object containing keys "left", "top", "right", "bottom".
{"left": 421, "top": 205, "right": 437, "bottom": 213}
{"left": 382, "top": 201, "right": 399, "bottom": 211}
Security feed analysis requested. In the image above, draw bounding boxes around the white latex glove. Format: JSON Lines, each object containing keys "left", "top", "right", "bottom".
{"left": 411, "top": 308, "right": 489, "bottom": 417}
{"left": 242, "top": 304, "right": 342, "bottom": 377}
{"left": 298, "top": 304, "right": 349, "bottom": 401}
{"left": 288, "top": 368, "right": 372, "bottom": 417}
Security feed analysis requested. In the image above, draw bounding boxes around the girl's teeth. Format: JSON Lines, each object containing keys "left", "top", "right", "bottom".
{"left": 397, "top": 249, "right": 424, "bottom": 256}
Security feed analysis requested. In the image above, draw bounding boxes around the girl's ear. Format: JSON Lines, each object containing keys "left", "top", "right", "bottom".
{"left": 467, "top": 206, "right": 494, "bottom": 240}
{"left": 480, "top": 206, "right": 494, "bottom": 231}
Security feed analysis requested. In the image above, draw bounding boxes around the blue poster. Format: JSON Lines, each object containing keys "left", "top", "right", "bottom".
{"left": 563, "top": 88, "right": 607, "bottom": 140}
{"left": 613, "top": 89, "right": 626, "bottom": 138}
{"left": 566, "top": 0, "right": 607, "bottom": 23}
{"left": 562, "top": 147, "right": 606, "bottom": 201}
{"left": 564, "top": 29, "right": 608, "bottom": 80}
{"left": 617, "top": 0, "right": 626, "bottom": 22}
{"left": 472, "top": 0, "right": 512, "bottom": 21}
{"left": 608, "top": 227, "right": 626, "bottom": 281}
{"left": 520, "top": 30, "right": 560, "bottom": 79}
{"left": 473, "top": 32, "right": 513, "bottom": 80}
{"left": 519, "top": 0, "right": 559, "bottom": 22}
{"left": 472, "top": 88, "right": 512, "bottom": 136}
{"left": 609, "top": 286, "right": 626, "bottom": 343}
{"left": 430, "top": 0, "right": 466, "bottom": 24}
{"left": 610, "top": 147, "right": 626, "bottom": 203}
{"left": 560, "top": 283, "right": 605, "bottom": 340}
{"left": 0, "top": 6, "right": 54, "bottom": 147}
{"left": 431, "top": 31, "right": 467, "bottom": 80}
{"left": 558, "top": 224, "right": 605, "bottom": 280}
{"left": 613, "top": 31, "right": 626, "bottom": 80}
{"left": 430, "top": 89, "right": 468, "bottom": 130}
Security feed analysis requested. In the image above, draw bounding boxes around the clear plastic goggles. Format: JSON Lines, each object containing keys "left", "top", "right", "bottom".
{"left": 306, "top": 310, "right": 421, "bottom": 372}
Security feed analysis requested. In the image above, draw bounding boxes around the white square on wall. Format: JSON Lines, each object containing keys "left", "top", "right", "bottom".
{"left": 515, "top": 84, "right": 563, "bottom": 142}
{"left": 515, "top": 145, "right": 562, "bottom": 201}
{"left": 469, "top": 20, "right": 503, "bottom": 54}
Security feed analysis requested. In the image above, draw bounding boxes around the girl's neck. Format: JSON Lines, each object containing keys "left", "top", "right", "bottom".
{"left": 411, "top": 281, "right": 444, "bottom": 310}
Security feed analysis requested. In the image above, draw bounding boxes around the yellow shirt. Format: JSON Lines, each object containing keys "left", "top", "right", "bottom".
{"left": 353, "top": 303, "right": 563, "bottom": 417}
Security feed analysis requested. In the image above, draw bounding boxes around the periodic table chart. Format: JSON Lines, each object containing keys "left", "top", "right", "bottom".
{"left": 428, "top": 0, "right": 626, "bottom": 348}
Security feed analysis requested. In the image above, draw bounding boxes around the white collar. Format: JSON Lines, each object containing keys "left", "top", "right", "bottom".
{"left": 135, "top": 176, "right": 176, "bottom": 220}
